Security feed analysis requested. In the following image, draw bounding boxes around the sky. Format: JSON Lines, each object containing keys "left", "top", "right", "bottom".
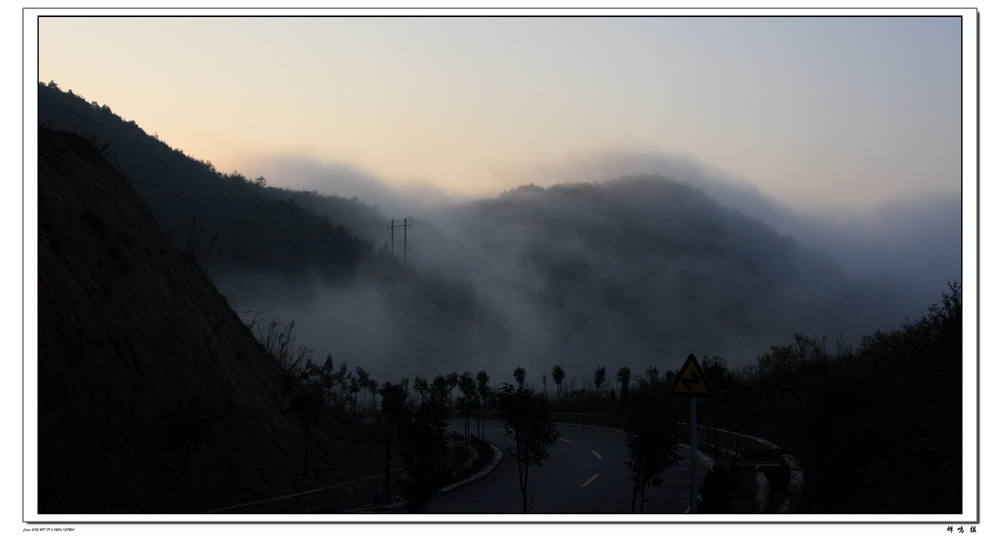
{"left": 20, "top": 7, "right": 986, "bottom": 529}
{"left": 36, "top": 13, "right": 964, "bottom": 214}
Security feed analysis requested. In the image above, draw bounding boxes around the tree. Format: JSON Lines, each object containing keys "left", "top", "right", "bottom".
{"left": 413, "top": 375, "right": 430, "bottom": 404}
{"left": 347, "top": 372, "right": 361, "bottom": 414}
{"left": 378, "top": 381, "right": 409, "bottom": 502}
{"left": 476, "top": 370, "right": 491, "bottom": 439}
{"left": 551, "top": 365, "right": 565, "bottom": 396}
{"left": 458, "top": 372, "right": 478, "bottom": 442}
{"left": 430, "top": 374, "right": 451, "bottom": 406}
{"left": 497, "top": 383, "right": 560, "bottom": 513}
{"left": 399, "top": 384, "right": 449, "bottom": 512}
{"left": 355, "top": 366, "right": 371, "bottom": 415}
{"left": 639, "top": 365, "right": 659, "bottom": 391}
{"left": 367, "top": 378, "right": 379, "bottom": 414}
{"left": 699, "top": 356, "right": 732, "bottom": 454}
{"left": 331, "top": 361, "right": 349, "bottom": 407}
{"left": 594, "top": 365, "right": 607, "bottom": 397}
{"left": 616, "top": 366, "right": 632, "bottom": 403}
{"left": 290, "top": 385, "right": 325, "bottom": 512}
{"left": 623, "top": 390, "right": 682, "bottom": 512}
{"left": 513, "top": 367, "right": 527, "bottom": 390}
{"left": 446, "top": 371, "right": 460, "bottom": 398}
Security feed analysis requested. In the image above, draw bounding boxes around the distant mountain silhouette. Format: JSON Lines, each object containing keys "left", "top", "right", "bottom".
{"left": 37, "top": 81, "right": 921, "bottom": 384}
{"left": 401, "top": 177, "right": 900, "bottom": 378}
{"left": 38, "top": 82, "right": 376, "bottom": 280}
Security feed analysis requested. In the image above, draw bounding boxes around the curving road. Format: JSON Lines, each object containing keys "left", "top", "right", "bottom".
{"left": 414, "top": 420, "right": 708, "bottom": 514}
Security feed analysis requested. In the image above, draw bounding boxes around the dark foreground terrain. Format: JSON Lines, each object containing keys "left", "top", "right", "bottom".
{"left": 36, "top": 128, "right": 387, "bottom": 513}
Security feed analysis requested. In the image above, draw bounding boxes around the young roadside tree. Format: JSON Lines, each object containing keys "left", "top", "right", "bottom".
{"left": 367, "top": 378, "right": 379, "bottom": 415}
{"left": 301, "top": 355, "right": 336, "bottom": 407}
{"left": 399, "top": 385, "right": 449, "bottom": 513}
{"left": 594, "top": 366, "right": 607, "bottom": 397}
{"left": 355, "top": 366, "right": 371, "bottom": 416}
{"left": 498, "top": 383, "right": 560, "bottom": 513}
{"left": 458, "top": 372, "right": 478, "bottom": 442}
{"left": 513, "top": 367, "right": 527, "bottom": 390}
{"left": 617, "top": 366, "right": 632, "bottom": 404}
{"left": 623, "top": 390, "right": 682, "bottom": 512}
{"left": 378, "top": 381, "right": 409, "bottom": 503}
{"left": 551, "top": 365, "right": 565, "bottom": 397}
{"left": 476, "top": 370, "right": 491, "bottom": 439}
{"left": 640, "top": 366, "right": 659, "bottom": 391}
{"left": 412, "top": 375, "right": 430, "bottom": 404}
{"left": 348, "top": 373, "right": 361, "bottom": 415}
{"left": 331, "top": 361, "right": 349, "bottom": 408}
{"left": 431, "top": 374, "right": 452, "bottom": 407}
{"left": 290, "top": 385, "right": 325, "bottom": 512}
{"left": 446, "top": 371, "right": 460, "bottom": 398}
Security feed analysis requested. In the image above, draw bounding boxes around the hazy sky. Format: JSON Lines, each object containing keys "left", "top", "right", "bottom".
{"left": 37, "top": 13, "right": 964, "bottom": 213}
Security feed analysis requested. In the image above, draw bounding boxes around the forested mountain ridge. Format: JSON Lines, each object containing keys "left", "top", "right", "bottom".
{"left": 37, "top": 81, "right": 938, "bottom": 385}
{"left": 410, "top": 177, "right": 901, "bottom": 378}
{"left": 37, "top": 81, "right": 378, "bottom": 279}
{"left": 38, "top": 81, "right": 511, "bottom": 381}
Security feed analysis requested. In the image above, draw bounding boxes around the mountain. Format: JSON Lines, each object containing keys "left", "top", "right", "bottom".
{"left": 213, "top": 175, "right": 914, "bottom": 383}
{"left": 36, "top": 127, "right": 385, "bottom": 513}
{"left": 37, "top": 82, "right": 375, "bottom": 279}
{"left": 37, "top": 82, "right": 929, "bottom": 385}
{"left": 36, "top": 82, "right": 513, "bottom": 382}
{"left": 402, "top": 178, "right": 906, "bottom": 377}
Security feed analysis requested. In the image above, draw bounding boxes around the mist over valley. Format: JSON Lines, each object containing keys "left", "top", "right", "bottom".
{"left": 33, "top": 13, "right": 969, "bottom": 517}
{"left": 216, "top": 174, "right": 956, "bottom": 383}
{"left": 39, "top": 82, "right": 960, "bottom": 385}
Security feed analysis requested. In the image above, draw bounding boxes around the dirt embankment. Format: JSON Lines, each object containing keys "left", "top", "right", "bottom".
{"left": 37, "top": 128, "right": 383, "bottom": 514}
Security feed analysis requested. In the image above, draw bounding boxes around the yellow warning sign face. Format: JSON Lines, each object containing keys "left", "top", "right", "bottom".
{"left": 669, "top": 354, "right": 714, "bottom": 397}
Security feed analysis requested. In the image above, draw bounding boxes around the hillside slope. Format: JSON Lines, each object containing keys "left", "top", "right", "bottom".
{"left": 399, "top": 178, "right": 901, "bottom": 377}
{"left": 37, "top": 128, "right": 383, "bottom": 513}
{"left": 38, "top": 82, "right": 373, "bottom": 279}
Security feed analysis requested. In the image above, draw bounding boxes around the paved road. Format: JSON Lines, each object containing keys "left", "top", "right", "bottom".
{"left": 415, "top": 420, "right": 708, "bottom": 514}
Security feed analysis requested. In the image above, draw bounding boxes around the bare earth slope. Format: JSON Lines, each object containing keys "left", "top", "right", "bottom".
{"left": 37, "top": 128, "right": 380, "bottom": 514}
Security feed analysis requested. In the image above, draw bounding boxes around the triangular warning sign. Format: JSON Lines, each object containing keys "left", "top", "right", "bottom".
{"left": 669, "top": 354, "right": 714, "bottom": 397}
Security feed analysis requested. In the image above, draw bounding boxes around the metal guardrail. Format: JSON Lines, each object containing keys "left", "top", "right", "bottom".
{"left": 226, "top": 410, "right": 800, "bottom": 515}
{"left": 477, "top": 410, "right": 802, "bottom": 513}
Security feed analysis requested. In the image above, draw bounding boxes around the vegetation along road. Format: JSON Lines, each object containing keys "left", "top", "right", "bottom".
{"left": 400, "top": 420, "right": 707, "bottom": 514}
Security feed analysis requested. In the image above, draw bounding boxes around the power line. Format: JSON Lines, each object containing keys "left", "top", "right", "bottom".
{"left": 388, "top": 218, "right": 412, "bottom": 267}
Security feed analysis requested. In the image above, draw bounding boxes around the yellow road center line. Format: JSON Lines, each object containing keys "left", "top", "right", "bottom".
{"left": 581, "top": 473, "right": 599, "bottom": 488}
{"left": 559, "top": 437, "right": 573, "bottom": 443}
{"left": 591, "top": 450, "right": 602, "bottom": 459}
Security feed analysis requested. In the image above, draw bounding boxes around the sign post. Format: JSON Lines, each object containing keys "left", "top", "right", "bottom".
{"left": 669, "top": 353, "right": 714, "bottom": 514}
{"left": 690, "top": 397, "right": 697, "bottom": 513}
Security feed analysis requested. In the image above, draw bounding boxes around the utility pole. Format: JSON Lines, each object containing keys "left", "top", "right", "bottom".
{"left": 403, "top": 218, "right": 410, "bottom": 267}
{"left": 388, "top": 218, "right": 412, "bottom": 267}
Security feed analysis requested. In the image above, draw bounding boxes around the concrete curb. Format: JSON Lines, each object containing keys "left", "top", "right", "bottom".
{"left": 348, "top": 443, "right": 504, "bottom": 513}
{"left": 754, "top": 471, "right": 770, "bottom": 512}
{"left": 440, "top": 443, "right": 504, "bottom": 494}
